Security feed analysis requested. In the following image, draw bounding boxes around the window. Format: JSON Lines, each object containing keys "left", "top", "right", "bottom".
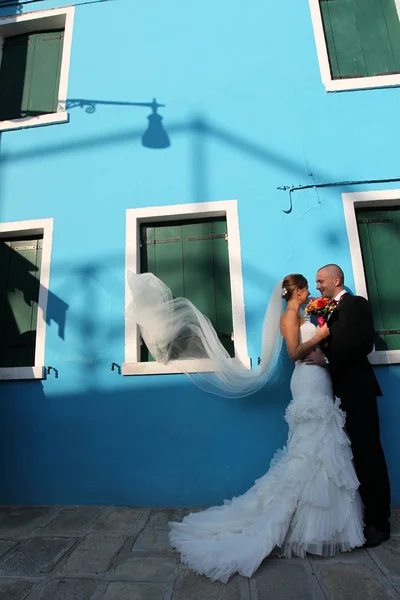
{"left": 0, "top": 7, "right": 74, "bottom": 132}
{"left": 0, "top": 30, "right": 64, "bottom": 121}
{"left": 0, "top": 219, "right": 53, "bottom": 380}
{"left": 140, "top": 217, "right": 234, "bottom": 362}
{"left": 343, "top": 190, "right": 400, "bottom": 364}
{"left": 124, "top": 201, "right": 250, "bottom": 375}
{"left": 309, "top": 0, "right": 400, "bottom": 91}
{"left": 0, "top": 235, "right": 43, "bottom": 367}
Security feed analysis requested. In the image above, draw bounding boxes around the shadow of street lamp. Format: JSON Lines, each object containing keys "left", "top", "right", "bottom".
{"left": 66, "top": 97, "right": 170, "bottom": 149}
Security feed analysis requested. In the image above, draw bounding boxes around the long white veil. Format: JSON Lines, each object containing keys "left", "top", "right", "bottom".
{"left": 126, "top": 271, "right": 284, "bottom": 398}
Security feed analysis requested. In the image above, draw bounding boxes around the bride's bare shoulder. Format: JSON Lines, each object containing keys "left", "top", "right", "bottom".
{"left": 280, "top": 309, "right": 300, "bottom": 334}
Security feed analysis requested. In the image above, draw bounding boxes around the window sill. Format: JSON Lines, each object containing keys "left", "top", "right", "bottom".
{"left": 0, "top": 366, "right": 45, "bottom": 380}
{"left": 0, "top": 111, "right": 69, "bottom": 133}
{"left": 122, "top": 356, "right": 252, "bottom": 376}
{"left": 325, "top": 73, "right": 400, "bottom": 92}
{"left": 369, "top": 351, "right": 400, "bottom": 366}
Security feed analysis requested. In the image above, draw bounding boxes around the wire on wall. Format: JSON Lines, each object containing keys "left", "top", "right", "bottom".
{"left": 0, "top": 0, "right": 117, "bottom": 10}
{"left": 278, "top": 176, "right": 400, "bottom": 214}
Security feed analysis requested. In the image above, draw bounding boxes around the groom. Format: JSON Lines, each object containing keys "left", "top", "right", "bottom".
{"left": 306, "top": 264, "right": 391, "bottom": 548}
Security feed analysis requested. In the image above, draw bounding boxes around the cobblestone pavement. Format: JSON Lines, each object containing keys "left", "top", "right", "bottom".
{"left": 0, "top": 505, "right": 399, "bottom": 599}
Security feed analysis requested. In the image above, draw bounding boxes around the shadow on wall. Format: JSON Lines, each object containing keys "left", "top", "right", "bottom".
{"left": 0, "top": 101, "right": 338, "bottom": 210}
{"left": 0, "top": 360, "right": 397, "bottom": 507}
{"left": 0, "top": 0, "right": 25, "bottom": 221}
{"left": 0, "top": 363, "right": 293, "bottom": 506}
{"left": 0, "top": 243, "right": 68, "bottom": 367}
{"left": 0, "top": 99, "right": 348, "bottom": 378}
{"left": 1, "top": 236, "right": 292, "bottom": 389}
{"left": 0, "top": 1, "right": 23, "bottom": 15}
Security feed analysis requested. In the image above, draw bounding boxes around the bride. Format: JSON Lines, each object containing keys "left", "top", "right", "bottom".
{"left": 127, "top": 272, "right": 365, "bottom": 583}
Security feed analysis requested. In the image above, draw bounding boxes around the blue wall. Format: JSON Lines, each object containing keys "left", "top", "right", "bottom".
{"left": 0, "top": 0, "right": 399, "bottom": 506}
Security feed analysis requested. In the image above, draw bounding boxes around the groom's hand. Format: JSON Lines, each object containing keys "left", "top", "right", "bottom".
{"left": 303, "top": 348, "right": 326, "bottom": 366}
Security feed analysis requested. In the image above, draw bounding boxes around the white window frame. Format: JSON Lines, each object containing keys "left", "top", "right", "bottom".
{"left": 343, "top": 190, "right": 400, "bottom": 365}
{"left": 123, "top": 200, "right": 251, "bottom": 376}
{"left": 309, "top": 0, "right": 400, "bottom": 92}
{"left": 0, "top": 6, "right": 74, "bottom": 132}
{"left": 0, "top": 218, "right": 53, "bottom": 380}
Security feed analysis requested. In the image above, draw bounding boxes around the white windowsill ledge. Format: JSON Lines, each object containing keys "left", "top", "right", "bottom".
{"left": 325, "top": 73, "right": 400, "bottom": 92}
{"left": 0, "top": 111, "right": 69, "bottom": 133}
{"left": 122, "top": 356, "right": 252, "bottom": 376}
{"left": 369, "top": 351, "right": 400, "bottom": 366}
{"left": 0, "top": 366, "right": 46, "bottom": 380}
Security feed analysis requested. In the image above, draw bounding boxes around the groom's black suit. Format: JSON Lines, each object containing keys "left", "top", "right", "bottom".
{"left": 324, "top": 293, "right": 391, "bottom": 531}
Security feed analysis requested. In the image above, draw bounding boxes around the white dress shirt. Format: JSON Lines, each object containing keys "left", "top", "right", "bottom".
{"left": 327, "top": 290, "right": 347, "bottom": 321}
{"left": 333, "top": 290, "right": 347, "bottom": 303}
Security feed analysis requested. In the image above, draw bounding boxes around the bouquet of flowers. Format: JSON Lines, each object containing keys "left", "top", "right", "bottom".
{"left": 305, "top": 297, "right": 337, "bottom": 326}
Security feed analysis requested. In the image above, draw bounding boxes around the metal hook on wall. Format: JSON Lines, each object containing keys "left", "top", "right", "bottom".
{"left": 110, "top": 362, "right": 121, "bottom": 375}
{"left": 277, "top": 186, "right": 294, "bottom": 214}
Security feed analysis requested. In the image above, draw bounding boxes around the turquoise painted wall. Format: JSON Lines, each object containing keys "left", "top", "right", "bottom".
{"left": 0, "top": 0, "right": 399, "bottom": 506}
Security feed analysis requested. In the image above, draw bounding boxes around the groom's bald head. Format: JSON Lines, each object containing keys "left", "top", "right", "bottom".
{"left": 320, "top": 264, "right": 344, "bottom": 284}
{"left": 316, "top": 264, "right": 345, "bottom": 299}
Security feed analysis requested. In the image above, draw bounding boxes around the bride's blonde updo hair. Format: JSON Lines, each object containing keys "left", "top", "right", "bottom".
{"left": 282, "top": 274, "right": 308, "bottom": 301}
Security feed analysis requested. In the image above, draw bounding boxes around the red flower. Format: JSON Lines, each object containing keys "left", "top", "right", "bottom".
{"left": 316, "top": 298, "right": 326, "bottom": 308}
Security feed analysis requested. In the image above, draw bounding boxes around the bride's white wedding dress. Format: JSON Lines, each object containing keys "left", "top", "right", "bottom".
{"left": 169, "top": 320, "right": 365, "bottom": 583}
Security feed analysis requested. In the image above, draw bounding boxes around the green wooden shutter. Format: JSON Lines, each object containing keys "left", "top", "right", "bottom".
{"left": 320, "top": 0, "right": 367, "bottom": 79}
{"left": 0, "top": 29, "right": 64, "bottom": 120}
{"left": 139, "top": 224, "right": 183, "bottom": 361}
{"left": 320, "top": 0, "right": 400, "bottom": 79}
{"left": 356, "top": 208, "right": 400, "bottom": 351}
{"left": 139, "top": 217, "right": 234, "bottom": 362}
{"left": 0, "top": 34, "right": 31, "bottom": 120}
{"left": 182, "top": 219, "right": 233, "bottom": 356}
{"left": 0, "top": 237, "right": 42, "bottom": 367}
{"left": 26, "top": 30, "right": 64, "bottom": 116}
{"left": 381, "top": 0, "right": 400, "bottom": 71}
{"left": 182, "top": 221, "right": 217, "bottom": 325}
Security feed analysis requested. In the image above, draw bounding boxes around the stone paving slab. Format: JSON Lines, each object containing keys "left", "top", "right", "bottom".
{"left": 250, "top": 560, "right": 323, "bottom": 600}
{"left": 0, "top": 506, "right": 398, "bottom": 600}
{"left": 34, "top": 578, "right": 100, "bottom": 600}
{"left": 0, "top": 508, "right": 58, "bottom": 538}
{"left": 309, "top": 547, "right": 376, "bottom": 565}
{"left": 0, "top": 578, "right": 38, "bottom": 600}
{"left": 0, "top": 508, "right": 11, "bottom": 520}
{"left": 102, "top": 582, "right": 171, "bottom": 600}
{"left": 314, "top": 563, "right": 398, "bottom": 600}
{"left": 55, "top": 533, "right": 125, "bottom": 575}
{"left": 40, "top": 507, "right": 102, "bottom": 535}
{"left": 146, "top": 508, "right": 203, "bottom": 530}
{"left": 0, "top": 538, "right": 17, "bottom": 557}
{"left": 389, "top": 515, "right": 400, "bottom": 538}
{"left": 132, "top": 529, "right": 177, "bottom": 556}
{"left": 93, "top": 508, "right": 144, "bottom": 532}
{"left": 108, "top": 555, "right": 178, "bottom": 583}
{"left": 0, "top": 537, "right": 75, "bottom": 577}
{"left": 367, "top": 537, "right": 400, "bottom": 585}
{"left": 172, "top": 565, "right": 248, "bottom": 600}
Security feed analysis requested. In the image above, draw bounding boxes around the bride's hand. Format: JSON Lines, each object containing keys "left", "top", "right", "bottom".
{"left": 315, "top": 323, "right": 330, "bottom": 340}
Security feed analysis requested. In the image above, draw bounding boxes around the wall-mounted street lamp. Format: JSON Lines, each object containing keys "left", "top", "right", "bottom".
{"left": 66, "top": 97, "right": 170, "bottom": 149}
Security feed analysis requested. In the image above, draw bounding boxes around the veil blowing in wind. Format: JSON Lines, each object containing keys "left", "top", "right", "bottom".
{"left": 125, "top": 270, "right": 284, "bottom": 398}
